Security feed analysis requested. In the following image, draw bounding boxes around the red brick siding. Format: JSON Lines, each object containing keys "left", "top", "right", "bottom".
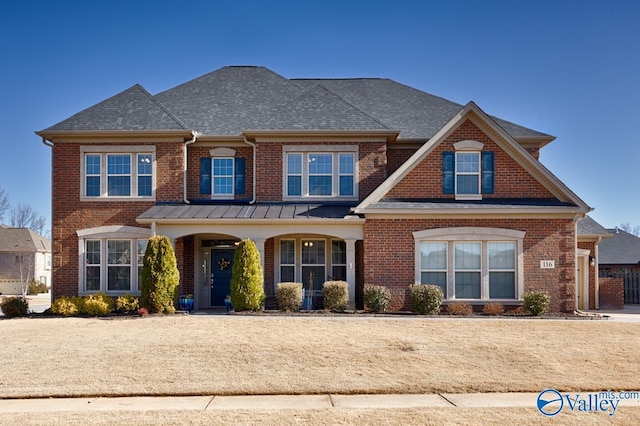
{"left": 186, "top": 145, "right": 254, "bottom": 200}
{"left": 51, "top": 142, "right": 182, "bottom": 299}
{"left": 386, "top": 120, "right": 554, "bottom": 200}
{"left": 363, "top": 218, "right": 576, "bottom": 312}
{"left": 599, "top": 277, "right": 624, "bottom": 309}
{"left": 387, "top": 148, "right": 416, "bottom": 175}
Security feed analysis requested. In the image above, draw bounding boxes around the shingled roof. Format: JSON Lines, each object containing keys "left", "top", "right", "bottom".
{"left": 598, "top": 229, "right": 640, "bottom": 265}
{"left": 38, "top": 66, "right": 552, "bottom": 140}
{"left": 0, "top": 227, "right": 50, "bottom": 253}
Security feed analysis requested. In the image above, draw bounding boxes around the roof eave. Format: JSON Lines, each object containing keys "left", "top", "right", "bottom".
{"left": 36, "top": 130, "right": 194, "bottom": 144}
{"left": 242, "top": 129, "right": 399, "bottom": 143}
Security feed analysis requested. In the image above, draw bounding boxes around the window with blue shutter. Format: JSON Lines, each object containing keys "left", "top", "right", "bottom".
{"left": 442, "top": 152, "right": 455, "bottom": 194}
{"left": 199, "top": 157, "right": 211, "bottom": 195}
{"left": 481, "top": 151, "right": 494, "bottom": 194}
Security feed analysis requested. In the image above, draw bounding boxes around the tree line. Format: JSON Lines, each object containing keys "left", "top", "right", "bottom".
{"left": 0, "top": 185, "right": 47, "bottom": 236}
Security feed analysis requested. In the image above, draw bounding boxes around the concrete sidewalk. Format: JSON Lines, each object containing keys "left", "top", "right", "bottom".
{"left": 0, "top": 393, "right": 541, "bottom": 413}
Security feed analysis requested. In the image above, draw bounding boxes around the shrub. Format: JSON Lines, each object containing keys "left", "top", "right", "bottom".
{"left": 28, "top": 279, "right": 48, "bottom": 295}
{"left": 82, "top": 292, "right": 114, "bottom": 316}
{"left": 447, "top": 302, "right": 473, "bottom": 315}
{"left": 523, "top": 291, "right": 550, "bottom": 316}
{"left": 51, "top": 296, "right": 84, "bottom": 316}
{"left": 230, "top": 239, "right": 265, "bottom": 311}
{"left": 277, "top": 282, "right": 303, "bottom": 312}
{"left": 363, "top": 285, "right": 391, "bottom": 313}
{"left": 323, "top": 281, "right": 349, "bottom": 311}
{"left": 137, "top": 307, "right": 149, "bottom": 316}
{"left": 0, "top": 296, "right": 29, "bottom": 318}
{"left": 410, "top": 284, "right": 443, "bottom": 314}
{"left": 482, "top": 303, "right": 505, "bottom": 316}
{"left": 140, "top": 235, "right": 180, "bottom": 314}
{"left": 116, "top": 294, "right": 140, "bottom": 314}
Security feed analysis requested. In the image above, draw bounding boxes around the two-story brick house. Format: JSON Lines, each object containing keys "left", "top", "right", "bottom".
{"left": 37, "top": 66, "right": 595, "bottom": 312}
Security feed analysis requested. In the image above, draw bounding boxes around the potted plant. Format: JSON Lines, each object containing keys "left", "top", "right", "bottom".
{"left": 224, "top": 295, "right": 234, "bottom": 313}
{"left": 179, "top": 294, "right": 194, "bottom": 312}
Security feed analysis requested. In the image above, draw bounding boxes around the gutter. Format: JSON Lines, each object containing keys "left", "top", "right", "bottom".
{"left": 243, "top": 137, "right": 257, "bottom": 204}
{"left": 183, "top": 131, "right": 198, "bottom": 204}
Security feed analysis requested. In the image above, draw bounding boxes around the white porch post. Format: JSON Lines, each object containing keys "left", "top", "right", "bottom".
{"left": 253, "top": 238, "right": 266, "bottom": 280}
{"left": 346, "top": 239, "right": 356, "bottom": 309}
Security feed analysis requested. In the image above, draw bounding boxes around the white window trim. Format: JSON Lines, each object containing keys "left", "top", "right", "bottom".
{"left": 77, "top": 226, "right": 152, "bottom": 295}
{"left": 211, "top": 156, "right": 235, "bottom": 199}
{"left": 454, "top": 140, "right": 483, "bottom": 201}
{"left": 413, "top": 227, "right": 525, "bottom": 301}
{"left": 80, "top": 146, "right": 156, "bottom": 201}
{"left": 282, "top": 145, "right": 358, "bottom": 200}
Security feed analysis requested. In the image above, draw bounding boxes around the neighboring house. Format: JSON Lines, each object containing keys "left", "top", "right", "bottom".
{"left": 598, "top": 228, "right": 640, "bottom": 305}
{"left": 0, "top": 226, "right": 51, "bottom": 295}
{"left": 37, "top": 65, "right": 600, "bottom": 312}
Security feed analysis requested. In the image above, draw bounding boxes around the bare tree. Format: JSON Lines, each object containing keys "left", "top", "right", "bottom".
{"left": 0, "top": 185, "right": 9, "bottom": 224}
{"left": 16, "top": 254, "right": 33, "bottom": 298}
{"left": 619, "top": 222, "right": 640, "bottom": 237}
{"left": 10, "top": 204, "right": 46, "bottom": 235}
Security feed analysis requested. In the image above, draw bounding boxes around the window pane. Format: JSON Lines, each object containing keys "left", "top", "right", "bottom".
{"left": 339, "top": 154, "right": 354, "bottom": 174}
{"left": 455, "top": 271, "right": 481, "bottom": 298}
{"left": 421, "top": 242, "right": 447, "bottom": 270}
{"left": 287, "top": 154, "right": 302, "bottom": 174}
{"left": 302, "top": 240, "right": 325, "bottom": 264}
{"left": 339, "top": 176, "right": 354, "bottom": 196}
{"left": 86, "top": 240, "right": 101, "bottom": 291}
{"left": 280, "top": 240, "right": 295, "bottom": 265}
{"left": 213, "top": 158, "right": 234, "bottom": 176}
{"left": 86, "top": 240, "right": 101, "bottom": 265}
{"left": 137, "top": 154, "right": 152, "bottom": 175}
{"left": 489, "top": 242, "right": 515, "bottom": 269}
{"left": 86, "top": 154, "right": 101, "bottom": 174}
{"left": 287, "top": 176, "right": 302, "bottom": 196}
{"left": 138, "top": 176, "right": 152, "bottom": 196}
{"left": 455, "top": 243, "right": 481, "bottom": 269}
{"left": 308, "top": 154, "right": 332, "bottom": 174}
{"left": 108, "top": 176, "right": 131, "bottom": 196}
{"left": 489, "top": 272, "right": 515, "bottom": 298}
{"left": 421, "top": 272, "right": 446, "bottom": 297}
{"left": 107, "top": 155, "right": 131, "bottom": 175}
{"left": 331, "top": 266, "right": 346, "bottom": 281}
{"left": 86, "top": 155, "right": 101, "bottom": 197}
{"left": 281, "top": 265, "right": 295, "bottom": 282}
{"left": 213, "top": 177, "right": 233, "bottom": 194}
{"left": 108, "top": 240, "right": 131, "bottom": 265}
{"left": 86, "top": 176, "right": 100, "bottom": 196}
{"left": 86, "top": 266, "right": 101, "bottom": 291}
{"left": 309, "top": 176, "right": 332, "bottom": 195}
{"left": 108, "top": 266, "right": 131, "bottom": 291}
{"left": 456, "top": 153, "right": 479, "bottom": 172}
{"left": 456, "top": 175, "right": 479, "bottom": 194}
{"left": 137, "top": 240, "right": 148, "bottom": 266}
{"left": 331, "top": 240, "right": 346, "bottom": 264}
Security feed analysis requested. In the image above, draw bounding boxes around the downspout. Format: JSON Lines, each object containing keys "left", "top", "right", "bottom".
{"left": 183, "top": 131, "right": 198, "bottom": 204}
{"left": 243, "top": 137, "right": 257, "bottom": 204}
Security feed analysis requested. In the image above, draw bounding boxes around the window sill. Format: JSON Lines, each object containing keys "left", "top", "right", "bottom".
{"left": 283, "top": 196, "right": 359, "bottom": 202}
{"left": 80, "top": 196, "right": 155, "bottom": 202}
{"left": 442, "top": 299, "right": 522, "bottom": 305}
{"left": 454, "top": 194, "right": 482, "bottom": 201}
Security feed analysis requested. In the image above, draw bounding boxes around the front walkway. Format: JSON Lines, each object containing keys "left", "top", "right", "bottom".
{"left": 586, "top": 305, "right": 640, "bottom": 322}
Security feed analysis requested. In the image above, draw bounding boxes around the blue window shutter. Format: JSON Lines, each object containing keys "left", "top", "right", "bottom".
{"left": 482, "top": 151, "right": 494, "bottom": 194}
{"left": 235, "top": 157, "right": 246, "bottom": 195}
{"left": 200, "top": 157, "right": 211, "bottom": 195}
{"left": 442, "top": 151, "right": 455, "bottom": 194}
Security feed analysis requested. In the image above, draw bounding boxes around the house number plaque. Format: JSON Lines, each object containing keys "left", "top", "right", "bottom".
{"left": 540, "top": 260, "right": 555, "bottom": 269}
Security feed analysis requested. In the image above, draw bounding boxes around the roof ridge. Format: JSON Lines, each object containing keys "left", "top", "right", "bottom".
{"left": 135, "top": 84, "right": 189, "bottom": 130}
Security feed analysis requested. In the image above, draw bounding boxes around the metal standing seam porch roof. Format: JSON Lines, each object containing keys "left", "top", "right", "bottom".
{"left": 137, "top": 203, "right": 358, "bottom": 222}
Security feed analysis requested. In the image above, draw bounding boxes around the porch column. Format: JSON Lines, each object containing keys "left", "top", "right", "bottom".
{"left": 346, "top": 239, "right": 356, "bottom": 309}
{"left": 253, "top": 238, "right": 266, "bottom": 275}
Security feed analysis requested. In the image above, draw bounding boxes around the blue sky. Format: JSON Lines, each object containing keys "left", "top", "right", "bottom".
{"left": 1, "top": 0, "right": 638, "bottom": 233}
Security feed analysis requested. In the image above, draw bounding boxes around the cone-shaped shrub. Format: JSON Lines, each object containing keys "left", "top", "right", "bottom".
{"left": 230, "top": 239, "right": 265, "bottom": 311}
{"left": 140, "top": 235, "right": 180, "bottom": 314}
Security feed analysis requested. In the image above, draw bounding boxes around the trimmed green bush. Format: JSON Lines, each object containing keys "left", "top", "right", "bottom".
{"left": 323, "top": 280, "right": 349, "bottom": 311}
{"left": 447, "top": 302, "right": 473, "bottom": 315}
{"left": 523, "top": 290, "right": 550, "bottom": 316}
{"left": 116, "top": 294, "right": 139, "bottom": 314}
{"left": 82, "top": 292, "right": 114, "bottom": 316}
{"left": 363, "top": 285, "right": 391, "bottom": 313}
{"left": 410, "top": 284, "right": 443, "bottom": 314}
{"left": 277, "top": 282, "right": 303, "bottom": 312}
{"left": 0, "top": 296, "right": 29, "bottom": 318}
{"left": 230, "top": 239, "right": 265, "bottom": 311}
{"left": 51, "top": 296, "right": 84, "bottom": 316}
{"left": 140, "top": 235, "right": 180, "bottom": 314}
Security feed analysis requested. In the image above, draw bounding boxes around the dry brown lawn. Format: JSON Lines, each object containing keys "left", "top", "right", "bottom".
{"left": 1, "top": 315, "right": 638, "bottom": 399}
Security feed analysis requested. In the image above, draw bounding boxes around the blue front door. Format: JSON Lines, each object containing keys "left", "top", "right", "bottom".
{"left": 211, "top": 250, "right": 234, "bottom": 306}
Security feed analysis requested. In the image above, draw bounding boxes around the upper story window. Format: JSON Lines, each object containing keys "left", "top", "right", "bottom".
{"left": 283, "top": 146, "right": 357, "bottom": 199}
{"left": 199, "top": 148, "right": 246, "bottom": 199}
{"left": 442, "top": 140, "right": 493, "bottom": 200}
{"left": 81, "top": 146, "right": 155, "bottom": 200}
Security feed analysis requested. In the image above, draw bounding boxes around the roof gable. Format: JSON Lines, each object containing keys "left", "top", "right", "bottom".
{"left": 40, "top": 84, "right": 187, "bottom": 132}
{"left": 0, "top": 228, "right": 51, "bottom": 252}
{"left": 356, "top": 101, "right": 590, "bottom": 212}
